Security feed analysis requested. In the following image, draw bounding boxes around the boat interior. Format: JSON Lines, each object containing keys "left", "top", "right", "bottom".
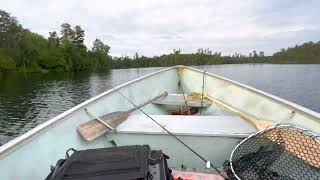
{"left": 96, "top": 70, "right": 259, "bottom": 173}
{"left": 1, "top": 66, "right": 320, "bottom": 179}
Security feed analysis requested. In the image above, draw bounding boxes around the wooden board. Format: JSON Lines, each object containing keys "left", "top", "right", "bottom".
{"left": 77, "top": 92, "right": 169, "bottom": 142}
{"left": 77, "top": 111, "right": 129, "bottom": 141}
{"left": 153, "top": 94, "right": 212, "bottom": 107}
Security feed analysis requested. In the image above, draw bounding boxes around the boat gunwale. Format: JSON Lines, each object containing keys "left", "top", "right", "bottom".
{"left": 182, "top": 65, "right": 320, "bottom": 121}
{"left": 0, "top": 66, "right": 176, "bottom": 159}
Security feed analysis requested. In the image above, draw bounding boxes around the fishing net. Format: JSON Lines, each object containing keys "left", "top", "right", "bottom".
{"left": 228, "top": 125, "right": 320, "bottom": 180}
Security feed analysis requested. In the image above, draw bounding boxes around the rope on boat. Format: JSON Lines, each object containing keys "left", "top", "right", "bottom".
{"left": 187, "top": 92, "right": 211, "bottom": 103}
{"left": 200, "top": 71, "right": 206, "bottom": 115}
{"left": 177, "top": 67, "right": 190, "bottom": 115}
{"left": 177, "top": 67, "right": 209, "bottom": 115}
{"left": 111, "top": 86, "right": 226, "bottom": 179}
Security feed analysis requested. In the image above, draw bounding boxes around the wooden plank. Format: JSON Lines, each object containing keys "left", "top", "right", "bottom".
{"left": 77, "top": 111, "right": 129, "bottom": 141}
{"left": 153, "top": 93, "right": 212, "bottom": 107}
{"left": 77, "top": 92, "right": 168, "bottom": 141}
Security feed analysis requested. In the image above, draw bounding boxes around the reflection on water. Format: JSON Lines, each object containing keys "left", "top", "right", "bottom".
{"left": 0, "top": 64, "right": 320, "bottom": 145}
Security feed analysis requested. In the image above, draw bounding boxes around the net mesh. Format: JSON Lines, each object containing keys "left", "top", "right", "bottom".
{"left": 229, "top": 125, "right": 320, "bottom": 180}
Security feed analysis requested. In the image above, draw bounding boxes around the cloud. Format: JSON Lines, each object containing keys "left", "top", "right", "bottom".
{"left": 1, "top": 0, "right": 319, "bottom": 56}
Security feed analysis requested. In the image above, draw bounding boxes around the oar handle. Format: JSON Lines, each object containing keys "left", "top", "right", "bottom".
{"left": 206, "top": 94, "right": 273, "bottom": 130}
{"left": 127, "top": 92, "right": 168, "bottom": 113}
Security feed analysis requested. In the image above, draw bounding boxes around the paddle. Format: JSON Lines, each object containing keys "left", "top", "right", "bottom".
{"left": 206, "top": 94, "right": 274, "bottom": 130}
{"left": 77, "top": 91, "right": 168, "bottom": 141}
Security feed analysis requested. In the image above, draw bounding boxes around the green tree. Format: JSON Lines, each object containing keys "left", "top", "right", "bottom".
{"left": 60, "top": 23, "right": 78, "bottom": 70}
{"left": 48, "top": 31, "right": 59, "bottom": 47}
{"left": 19, "top": 30, "right": 66, "bottom": 71}
{"left": 134, "top": 52, "right": 139, "bottom": 59}
{"left": 173, "top": 49, "right": 181, "bottom": 55}
{"left": 92, "top": 39, "right": 110, "bottom": 55}
{"left": 60, "top": 23, "right": 74, "bottom": 45}
{"left": 73, "top": 25, "right": 85, "bottom": 49}
{"left": 253, "top": 50, "right": 258, "bottom": 58}
{"left": 0, "top": 10, "right": 23, "bottom": 65}
{"left": 0, "top": 49, "right": 16, "bottom": 70}
{"left": 91, "top": 39, "right": 111, "bottom": 70}
{"left": 259, "top": 51, "right": 264, "bottom": 57}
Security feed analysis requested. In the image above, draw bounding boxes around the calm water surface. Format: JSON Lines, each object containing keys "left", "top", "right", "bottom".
{"left": 0, "top": 64, "right": 320, "bottom": 145}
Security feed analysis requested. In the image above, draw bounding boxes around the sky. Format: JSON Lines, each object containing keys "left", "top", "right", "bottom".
{"left": 1, "top": 0, "right": 319, "bottom": 57}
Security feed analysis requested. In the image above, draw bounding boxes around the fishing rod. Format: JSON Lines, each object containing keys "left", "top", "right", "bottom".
{"left": 111, "top": 86, "right": 226, "bottom": 178}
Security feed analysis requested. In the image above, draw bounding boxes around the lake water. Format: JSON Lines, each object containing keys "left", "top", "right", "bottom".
{"left": 0, "top": 64, "right": 320, "bottom": 145}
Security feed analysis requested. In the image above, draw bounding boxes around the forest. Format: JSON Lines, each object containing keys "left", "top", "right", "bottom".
{"left": 112, "top": 42, "right": 320, "bottom": 69}
{"left": 0, "top": 10, "right": 111, "bottom": 72}
{"left": 1, "top": 9, "right": 320, "bottom": 72}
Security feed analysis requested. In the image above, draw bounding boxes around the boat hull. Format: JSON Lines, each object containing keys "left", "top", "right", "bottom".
{"left": 0, "top": 66, "right": 319, "bottom": 180}
{"left": 0, "top": 67, "right": 179, "bottom": 179}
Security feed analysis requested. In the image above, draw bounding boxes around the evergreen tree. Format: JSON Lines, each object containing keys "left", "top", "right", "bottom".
{"left": 60, "top": 23, "right": 74, "bottom": 45}
{"left": 48, "top": 31, "right": 59, "bottom": 47}
{"left": 73, "top": 25, "right": 85, "bottom": 49}
{"left": 259, "top": 51, "right": 264, "bottom": 57}
{"left": 92, "top": 39, "right": 110, "bottom": 55}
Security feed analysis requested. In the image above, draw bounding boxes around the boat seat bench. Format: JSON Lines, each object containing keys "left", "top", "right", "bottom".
{"left": 152, "top": 93, "right": 212, "bottom": 107}
{"left": 115, "top": 115, "right": 257, "bottom": 137}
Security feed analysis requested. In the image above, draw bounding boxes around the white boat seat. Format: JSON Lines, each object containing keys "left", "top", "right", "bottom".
{"left": 116, "top": 115, "right": 257, "bottom": 137}
{"left": 153, "top": 93, "right": 212, "bottom": 107}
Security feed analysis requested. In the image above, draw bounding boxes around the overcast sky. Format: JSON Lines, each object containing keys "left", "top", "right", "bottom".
{"left": 1, "top": 0, "right": 319, "bottom": 57}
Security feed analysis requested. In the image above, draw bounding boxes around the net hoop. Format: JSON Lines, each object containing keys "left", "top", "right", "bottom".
{"left": 229, "top": 124, "right": 320, "bottom": 180}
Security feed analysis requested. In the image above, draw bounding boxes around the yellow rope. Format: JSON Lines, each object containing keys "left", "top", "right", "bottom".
{"left": 186, "top": 92, "right": 211, "bottom": 103}
{"left": 177, "top": 66, "right": 183, "bottom": 77}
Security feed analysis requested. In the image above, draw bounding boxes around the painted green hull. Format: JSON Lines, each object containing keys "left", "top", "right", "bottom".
{"left": 0, "top": 66, "right": 319, "bottom": 180}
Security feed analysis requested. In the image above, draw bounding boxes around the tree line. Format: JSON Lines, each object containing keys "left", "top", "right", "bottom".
{"left": 0, "top": 10, "right": 111, "bottom": 72}
{"left": 1, "top": 9, "right": 320, "bottom": 72}
{"left": 112, "top": 49, "right": 267, "bottom": 68}
{"left": 112, "top": 42, "right": 320, "bottom": 69}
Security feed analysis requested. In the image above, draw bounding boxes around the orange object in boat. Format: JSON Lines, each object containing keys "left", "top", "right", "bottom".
{"left": 173, "top": 171, "right": 224, "bottom": 180}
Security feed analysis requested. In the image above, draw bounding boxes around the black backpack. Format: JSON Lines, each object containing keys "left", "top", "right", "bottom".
{"left": 46, "top": 145, "right": 173, "bottom": 180}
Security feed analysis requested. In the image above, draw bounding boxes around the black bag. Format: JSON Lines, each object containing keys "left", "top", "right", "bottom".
{"left": 46, "top": 145, "right": 173, "bottom": 180}
{"left": 148, "top": 150, "right": 173, "bottom": 180}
